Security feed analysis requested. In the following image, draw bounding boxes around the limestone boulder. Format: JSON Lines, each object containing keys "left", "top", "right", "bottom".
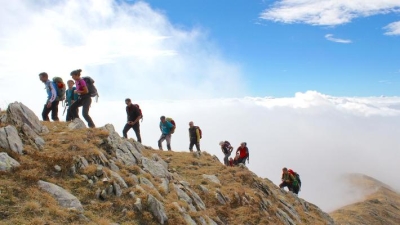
{"left": 68, "top": 118, "right": 87, "bottom": 130}
{"left": 0, "top": 125, "right": 24, "bottom": 154}
{"left": 147, "top": 194, "right": 168, "bottom": 224}
{"left": 7, "top": 102, "right": 48, "bottom": 134}
{"left": 0, "top": 152, "right": 20, "bottom": 171}
{"left": 38, "top": 180, "right": 84, "bottom": 212}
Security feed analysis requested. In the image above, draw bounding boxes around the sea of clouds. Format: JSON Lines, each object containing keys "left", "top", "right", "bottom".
{"left": 1, "top": 0, "right": 399, "bottom": 212}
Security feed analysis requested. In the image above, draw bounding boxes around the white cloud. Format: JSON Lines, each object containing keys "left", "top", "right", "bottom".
{"left": 325, "top": 34, "right": 352, "bottom": 43}
{"left": 0, "top": 0, "right": 246, "bottom": 104}
{"left": 260, "top": 0, "right": 400, "bottom": 26}
{"left": 384, "top": 21, "right": 400, "bottom": 35}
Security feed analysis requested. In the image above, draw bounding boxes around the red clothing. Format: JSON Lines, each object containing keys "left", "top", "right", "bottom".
{"left": 236, "top": 146, "right": 248, "bottom": 159}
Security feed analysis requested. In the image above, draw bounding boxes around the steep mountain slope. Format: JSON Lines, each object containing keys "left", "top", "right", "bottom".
{"left": 0, "top": 102, "right": 334, "bottom": 225}
{"left": 330, "top": 174, "right": 400, "bottom": 225}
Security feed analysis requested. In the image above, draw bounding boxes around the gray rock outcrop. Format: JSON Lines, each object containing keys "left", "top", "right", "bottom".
{"left": 142, "top": 157, "right": 171, "bottom": 179}
{"left": 7, "top": 102, "right": 48, "bottom": 134}
{"left": 68, "top": 118, "right": 87, "bottom": 130}
{"left": 147, "top": 194, "right": 168, "bottom": 224}
{"left": 202, "top": 174, "right": 221, "bottom": 185}
{"left": 0, "top": 125, "right": 24, "bottom": 154}
{"left": 38, "top": 180, "right": 84, "bottom": 212}
{"left": 0, "top": 152, "right": 20, "bottom": 171}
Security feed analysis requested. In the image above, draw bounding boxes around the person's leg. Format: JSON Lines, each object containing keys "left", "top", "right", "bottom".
{"left": 42, "top": 103, "right": 51, "bottom": 121}
{"left": 81, "top": 97, "right": 95, "bottom": 128}
{"left": 122, "top": 123, "right": 132, "bottom": 138}
{"left": 132, "top": 123, "right": 141, "bottom": 143}
{"left": 68, "top": 99, "right": 82, "bottom": 120}
{"left": 158, "top": 134, "right": 166, "bottom": 150}
{"left": 224, "top": 153, "right": 230, "bottom": 165}
{"left": 51, "top": 100, "right": 60, "bottom": 121}
{"left": 189, "top": 140, "right": 194, "bottom": 152}
{"left": 195, "top": 142, "right": 200, "bottom": 151}
{"left": 166, "top": 134, "right": 172, "bottom": 151}
{"left": 66, "top": 106, "right": 72, "bottom": 121}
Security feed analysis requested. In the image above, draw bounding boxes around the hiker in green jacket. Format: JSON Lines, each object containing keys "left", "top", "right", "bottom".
{"left": 279, "top": 167, "right": 296, "bottom": 192}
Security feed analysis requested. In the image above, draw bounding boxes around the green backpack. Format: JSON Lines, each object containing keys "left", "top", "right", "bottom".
{"left": 52, "top": 77, "right": 66, "bottom": 101}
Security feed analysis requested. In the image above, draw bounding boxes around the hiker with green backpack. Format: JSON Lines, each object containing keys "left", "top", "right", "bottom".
{"left": 38, "top": 72, "right": 64, "bottom": 121}
{"left": 279, "top": 167, "right": 301, "bottom": 194}
{"left": 68, "top": 69, "right": 96, "bottom": 128}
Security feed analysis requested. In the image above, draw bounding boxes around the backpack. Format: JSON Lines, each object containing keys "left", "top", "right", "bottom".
{"left": 82, "top": 76, "right": 99, "bottom": 99}
{"left": 294, "top": 172, "right": 301, "bottom": 187}
{"left": 134, "top": 104, "right": 143, "bottom": 119}
{"left": 52, "top": 77, "right": 66, "bottom": 101}
{"left": 196, "top": 126, "right": 202, "bottom": 139}
{"left": 166, "top": 117, "right": 176, "bottom": 134}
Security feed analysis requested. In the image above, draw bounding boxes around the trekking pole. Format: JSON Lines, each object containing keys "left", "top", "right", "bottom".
{"left": 63, "top": 105, "right": 67, "bottom": 116}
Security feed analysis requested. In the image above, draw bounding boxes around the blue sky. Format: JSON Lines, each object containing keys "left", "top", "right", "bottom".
{"left": 141, "top": 0, "right": 400, "bottom": 97}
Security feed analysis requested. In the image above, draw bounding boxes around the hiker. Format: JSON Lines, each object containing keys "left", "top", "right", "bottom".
{"left": 219, "top": 141, "right": 233, "bottom": 166}
{"left": 235, "top": 142, "right": 249, "bottom": 165}
{"left": 279, "top": 167, "right": 296, "bottom": 192}
{"left": 122, "top": 98, "right": 142, "bottom": 143}
{"left": 158, "top": 116, "right": 175, "bottom": 151}
{"left": 188, "top": 121, "right": 201, "bottom": 152}
{"left": 65, "top": 80, "right": 79, "bottom": 121}
{"left": 68, "top": 69, "right": 96, "bottom": 128}
{"left": 288, "top": 169, "right": 301, "bottom": 194}
{"left": 39, "top": 72, "right": 59, "bottom": 121}
{"left": 229, "top": 157, "right": 234, "bottom": 167}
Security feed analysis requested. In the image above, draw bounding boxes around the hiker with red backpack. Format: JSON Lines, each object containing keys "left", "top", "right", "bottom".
{"left": 158, "top": 116, "right": 175, "bottom": 151}
{"left": 122, "top": 98, "right": 142, "bottom": 143}
{"left": 219, "top": 141, "right": 233, "bottom": 166}
{"left": 188, "top": 121, "right": 201, "bottom": 152}
{"left": 68, "top": 69, "right": 96, "bottom": 128}
{"left": 288, "top": 169, "right": 301, "bottom": 194}
{"left": 235, "top": 142, "right": 249, "bottom": 165}
{"left": 39, "top": 72, "right": 60, "bottom": 121}
{"left": 279, "top": 167, "right": 301, "bottom": 194}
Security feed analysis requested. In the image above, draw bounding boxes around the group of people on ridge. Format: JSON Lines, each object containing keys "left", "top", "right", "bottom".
{"left": 39, "top": 71, "right": 301, "bottom": 194}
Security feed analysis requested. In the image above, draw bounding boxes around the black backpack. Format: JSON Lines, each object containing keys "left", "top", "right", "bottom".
{"left": 82, "top": 77, "right": 98, "bottom": 99}
{"left": 294, "top": 172, "right": 301, "bottom": 187}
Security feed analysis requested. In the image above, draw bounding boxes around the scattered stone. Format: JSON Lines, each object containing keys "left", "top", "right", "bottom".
{"left": 113, "top": 182, "right": 122, "bottom": 197}
{"left": 95, "top": 165, "right": 104, "bottom": 177}
{"left": 68, "top": 118, "right": 87, "bottom": 130}
{"left": 160, "top": 178, "right": 170, "bottom": 194}
{"left": 135, "top": 184, "right": 146, "bottom": 194}
{"left": 151, "top": 154, "right": 168, "bottom": 169}
{"left": 109, "top": 160, "right": 120, "bottom": 172}
{"left": 110, "top": 170, "right": 128, "bottom": 188}
{"left": 276, "top": 208, "right": 296, "bottom": 225}
{"left": 172, "top": 202, "right": 185, "bottom": 213}
{"left": 129, "top": 173, "right": 139, "bottom": 184}
{"left": 183, "top": 213, "right": 197, "bottom": 225}
{"left": 140, "top": 176, "right": 155, "bottom": 189}
{"left": 70, "top": 165, "right": 76, "bottom": 176}
{"left": 88, "top": 179, "right": 94, "bottom": 187}
{"left": 129, "top": 191, "right": 135, "bottom": 199}
{"left": 107, "top": 185, "right": 114, "bottom": 195}
{"left": 0, "top": 125, "right": 24, "bottom": 154}
{"left": 0, "top": 152, "right": 20, "bottom": 171}
{"left": 142, "top": 157, "right": 171, "bottom": 179}
{"left": 38, "top": 180, "right": 84, "bottom": 212}
{"left": 202, "top": 174, "right": 221, "bottom": 185}
{"left": 134, "top": 198, "right": 142, "bottom": 211}
{"left": 81, "top": 175, "right": 88, "bottom": 180}
{"left": 193, "top": 151, "right": 201, "bottom": 158}
{"left": 198, "top": 185, "right": 209, "bottom": 194}
{"left": 100, "top": 189, "right": 107, "bottom": 200}
{"left": 147, "top": 194, "right": 168, "bottom": 224}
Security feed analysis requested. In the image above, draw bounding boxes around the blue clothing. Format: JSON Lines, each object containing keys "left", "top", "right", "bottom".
{"left": 45, "top": 80, "right": 57, "bottom": 103}
{"left": 160, "top": 121, "right": 174, "bottom": 135}
{"left": 66, "top": 87, "right": 78, "bottom": 106}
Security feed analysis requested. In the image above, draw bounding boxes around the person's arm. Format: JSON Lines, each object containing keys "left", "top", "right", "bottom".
{"left": 48, "top": 82, "right": 57, "bottom": 103}
{"left": 73, "top": 87, "right": 78, "bottom": 101}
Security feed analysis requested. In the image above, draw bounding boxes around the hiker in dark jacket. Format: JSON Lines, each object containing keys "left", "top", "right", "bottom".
{"left": 68, "top": 69, "right": 95, "bottom": 128}
{"left": 39, "top": 72, "right": 59, "bottom": 121}
{"left": 122, "top": 98, "right": 142, "bottom": 143}
{"left": 188, "top": 121, "right": 201, "bottom": 152}
{"left": 219, "top": 141, "right": 233, "bottom": 166}
{"left": 65, "top": 80, "right": 79, "bottom": 121}
{"left": 279, "top": 167, "right": 296, "bottom": 192}
{"left": 235, "top": 142, "right": 249, "bottom": 165}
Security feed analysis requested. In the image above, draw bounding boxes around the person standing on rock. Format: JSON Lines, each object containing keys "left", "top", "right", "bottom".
{"left": 188, "top": 121, "right": 201, "bottom": 152}
{"left": 219, "top": 141, "right": 233, "bottom": 166}
{"left": 122, "top": 98, "right": 142, "bottom": 143}
{"left": 39, "top": 72, "right": 60, "bottom": 121}
{"left": 158, "top": 116, "right": 175, "bottom": 151}
{"left": 65, "top": 80, "right": 79, "bottom": 121}
{"left": 68, "top": 69, "right": 96, "bottom": 128}
{"left": 279, "top": 167, "right": 295, "bottom": 192}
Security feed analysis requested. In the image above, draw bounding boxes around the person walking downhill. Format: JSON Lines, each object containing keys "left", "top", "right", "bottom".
{"left": 279, "top": 167, "right": 296, "bottom": 192}
{"left": 122, "top": 98, "right": 142, "bottom": 143}
{"left": 39, "top": 72, "right": 59, "bottom": 121}
{"left": 65, "top": 80, "right": 79, "bottom": 121}
{"left": 68, "top": 69, "right": 96, "bottom": 128}
{"left": 219, "top": 141, "right": 233, "bottom": 166}
{"left": 158, "top": 116, "right": 175, "bottom": 151}
{"left": 188, "top": 121, "right": 201, "bottom": 152}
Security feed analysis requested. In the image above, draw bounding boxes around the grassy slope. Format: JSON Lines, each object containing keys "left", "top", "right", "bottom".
{"left": 1, "top": 121, "right": 329, "bottom": 225}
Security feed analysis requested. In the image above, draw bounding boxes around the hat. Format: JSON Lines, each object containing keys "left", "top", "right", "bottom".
{"left": 219, "top": 141, "right": 224, "bottom": 146}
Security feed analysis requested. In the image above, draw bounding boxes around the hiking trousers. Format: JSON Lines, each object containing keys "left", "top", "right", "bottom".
{"left": 42, "top": 100, "right": 60, "bottom": 121}
{"left": 158, "top": 134, "right": 171, "bottom": 150}
{"left": 65, "top": 106, "right": 79, "bottom": 121}
{"left": 189, "top": 138, "right": 200, "bottom": 152}
{"left": 223, "top": 152, "right": 231, "bottom": 166}
{"left": 237, "top": 156, "right": 248, "bottom": 165}
{"left": 69, "top": 96, "right": 95, "bottom": 128}
{"left": 123, "top": 122, "right": 142, "bottom": 143}
{"left": 279, "top": 181, "right": 293, "bottom": 192}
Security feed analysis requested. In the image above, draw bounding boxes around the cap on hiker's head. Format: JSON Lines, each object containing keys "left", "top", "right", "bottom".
{"left": 219, "top": 141, "right": 224, "bottom": 146}
{"left": 160, "top": 116, "right": 166, "bottom": 120}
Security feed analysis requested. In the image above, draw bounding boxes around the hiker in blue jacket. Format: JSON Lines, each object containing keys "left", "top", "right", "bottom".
{"left": 39, "top": 72, "right": 59, "bottom": 121}
{"left": 158, "top": 116, "right": 175, "bottom": 151}
{"left": 65, "top": 80, "right": 79, "bottom": 121}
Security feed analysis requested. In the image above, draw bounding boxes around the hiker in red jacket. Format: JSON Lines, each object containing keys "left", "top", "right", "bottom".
{"left": 235, "top": 142, "right": 249, "bottom": 165}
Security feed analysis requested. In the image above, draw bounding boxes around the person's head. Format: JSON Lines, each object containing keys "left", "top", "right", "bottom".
{"left": 38, "top": 72, "right": 48, "bottom": 83}
{"left": 240, "top": 142, "right": 247, "bottom": 147}
{"left": 219, "top": 141, "right": 224, "bottom": 146}
{"left": 160, "top": 116, "right": 166, "bottom": 122}
{"left": 70, "top": 69, "right": 82, "bottom": 81}
{"left": 189, "top": 121, "right": 194, "bottom": 127}
{"left": 282, "top": 167, "right": 288, "bottom": 173}
{"left": 67, "top": 80, "right": 75, "bottom": 89}
{"left": 125, "top": 98, "right": 132, "bottom": 106}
